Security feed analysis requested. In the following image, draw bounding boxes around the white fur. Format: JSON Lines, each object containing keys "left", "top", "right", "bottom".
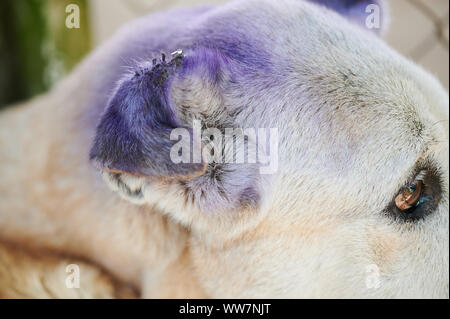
{"left": 0, "top": 0, "right": 448, "bottom": 298}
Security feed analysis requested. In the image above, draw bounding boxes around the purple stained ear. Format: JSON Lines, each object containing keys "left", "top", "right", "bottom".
{"left": 89, "top": 52, "right": 206, "bottom": 179}
{"left": 308, "top": 0, "right": 388, "bottom": 33}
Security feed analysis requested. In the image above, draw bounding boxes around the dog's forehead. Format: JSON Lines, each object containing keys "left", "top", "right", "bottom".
{"left": 245, "top": 26, "right": 436, "bottom": 196}
{"left": 222, "top": 8, "right": 429, "bottom": 136}
{"left": 194, "top": 1, "right": 433, "bottom": 171}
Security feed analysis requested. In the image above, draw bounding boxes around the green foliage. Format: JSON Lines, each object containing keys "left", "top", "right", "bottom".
{"left": 46, "top": 0, "right": 92, "bottom": 79}
{"left": 0, "top": 0, "right": 91, "bottom": 109}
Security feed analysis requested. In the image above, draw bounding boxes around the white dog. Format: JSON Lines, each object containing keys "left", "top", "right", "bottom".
{"left": 0, "top": 0, "right": 448, "bottom": 298}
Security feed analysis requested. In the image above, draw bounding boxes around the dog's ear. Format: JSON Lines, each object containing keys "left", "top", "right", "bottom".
{"left": 308, "top": 0, "right": 389, "bottom": 34}
{"left": 89, "top": 51, "right": 211, "bottom": 179}
{"left": 90, "top": 48, "right": 264, "bottom": 212}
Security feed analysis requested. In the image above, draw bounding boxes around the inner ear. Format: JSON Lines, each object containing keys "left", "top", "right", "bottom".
{"left": 170, "top": 48, "right": 231, "bottom": 125}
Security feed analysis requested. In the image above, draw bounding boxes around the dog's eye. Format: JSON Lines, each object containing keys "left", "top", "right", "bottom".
{"left": 391, "top": 168, "right": 441, "bottom": 220}
{"left": 395, "top": 179, "right": 431, "bottom": 211}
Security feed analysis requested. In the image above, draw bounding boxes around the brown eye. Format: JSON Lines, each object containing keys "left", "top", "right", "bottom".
{"left": 389, "top": 166, "right": 441, "bottom": 221}
{"left": 395, "top": 180, "right": 423, "bottom": 211}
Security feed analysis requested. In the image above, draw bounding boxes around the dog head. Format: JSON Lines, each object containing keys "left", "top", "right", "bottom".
{"left": 90, "top": 0, "right": 448, "bottom": 297}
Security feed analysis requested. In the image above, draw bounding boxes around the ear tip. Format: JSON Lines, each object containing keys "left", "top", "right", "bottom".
{"left": 154, "top": 161, "right": 208, "bottom": 181}
{"left": 174, "top": 161, "right": 208, "bottom": 181}
{"left": 89, "top": 156, "right": 128, "bottom": 176}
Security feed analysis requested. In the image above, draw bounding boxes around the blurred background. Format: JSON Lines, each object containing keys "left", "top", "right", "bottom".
{"left": 0, "top": 0, "right": 448, "bottom": 109}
